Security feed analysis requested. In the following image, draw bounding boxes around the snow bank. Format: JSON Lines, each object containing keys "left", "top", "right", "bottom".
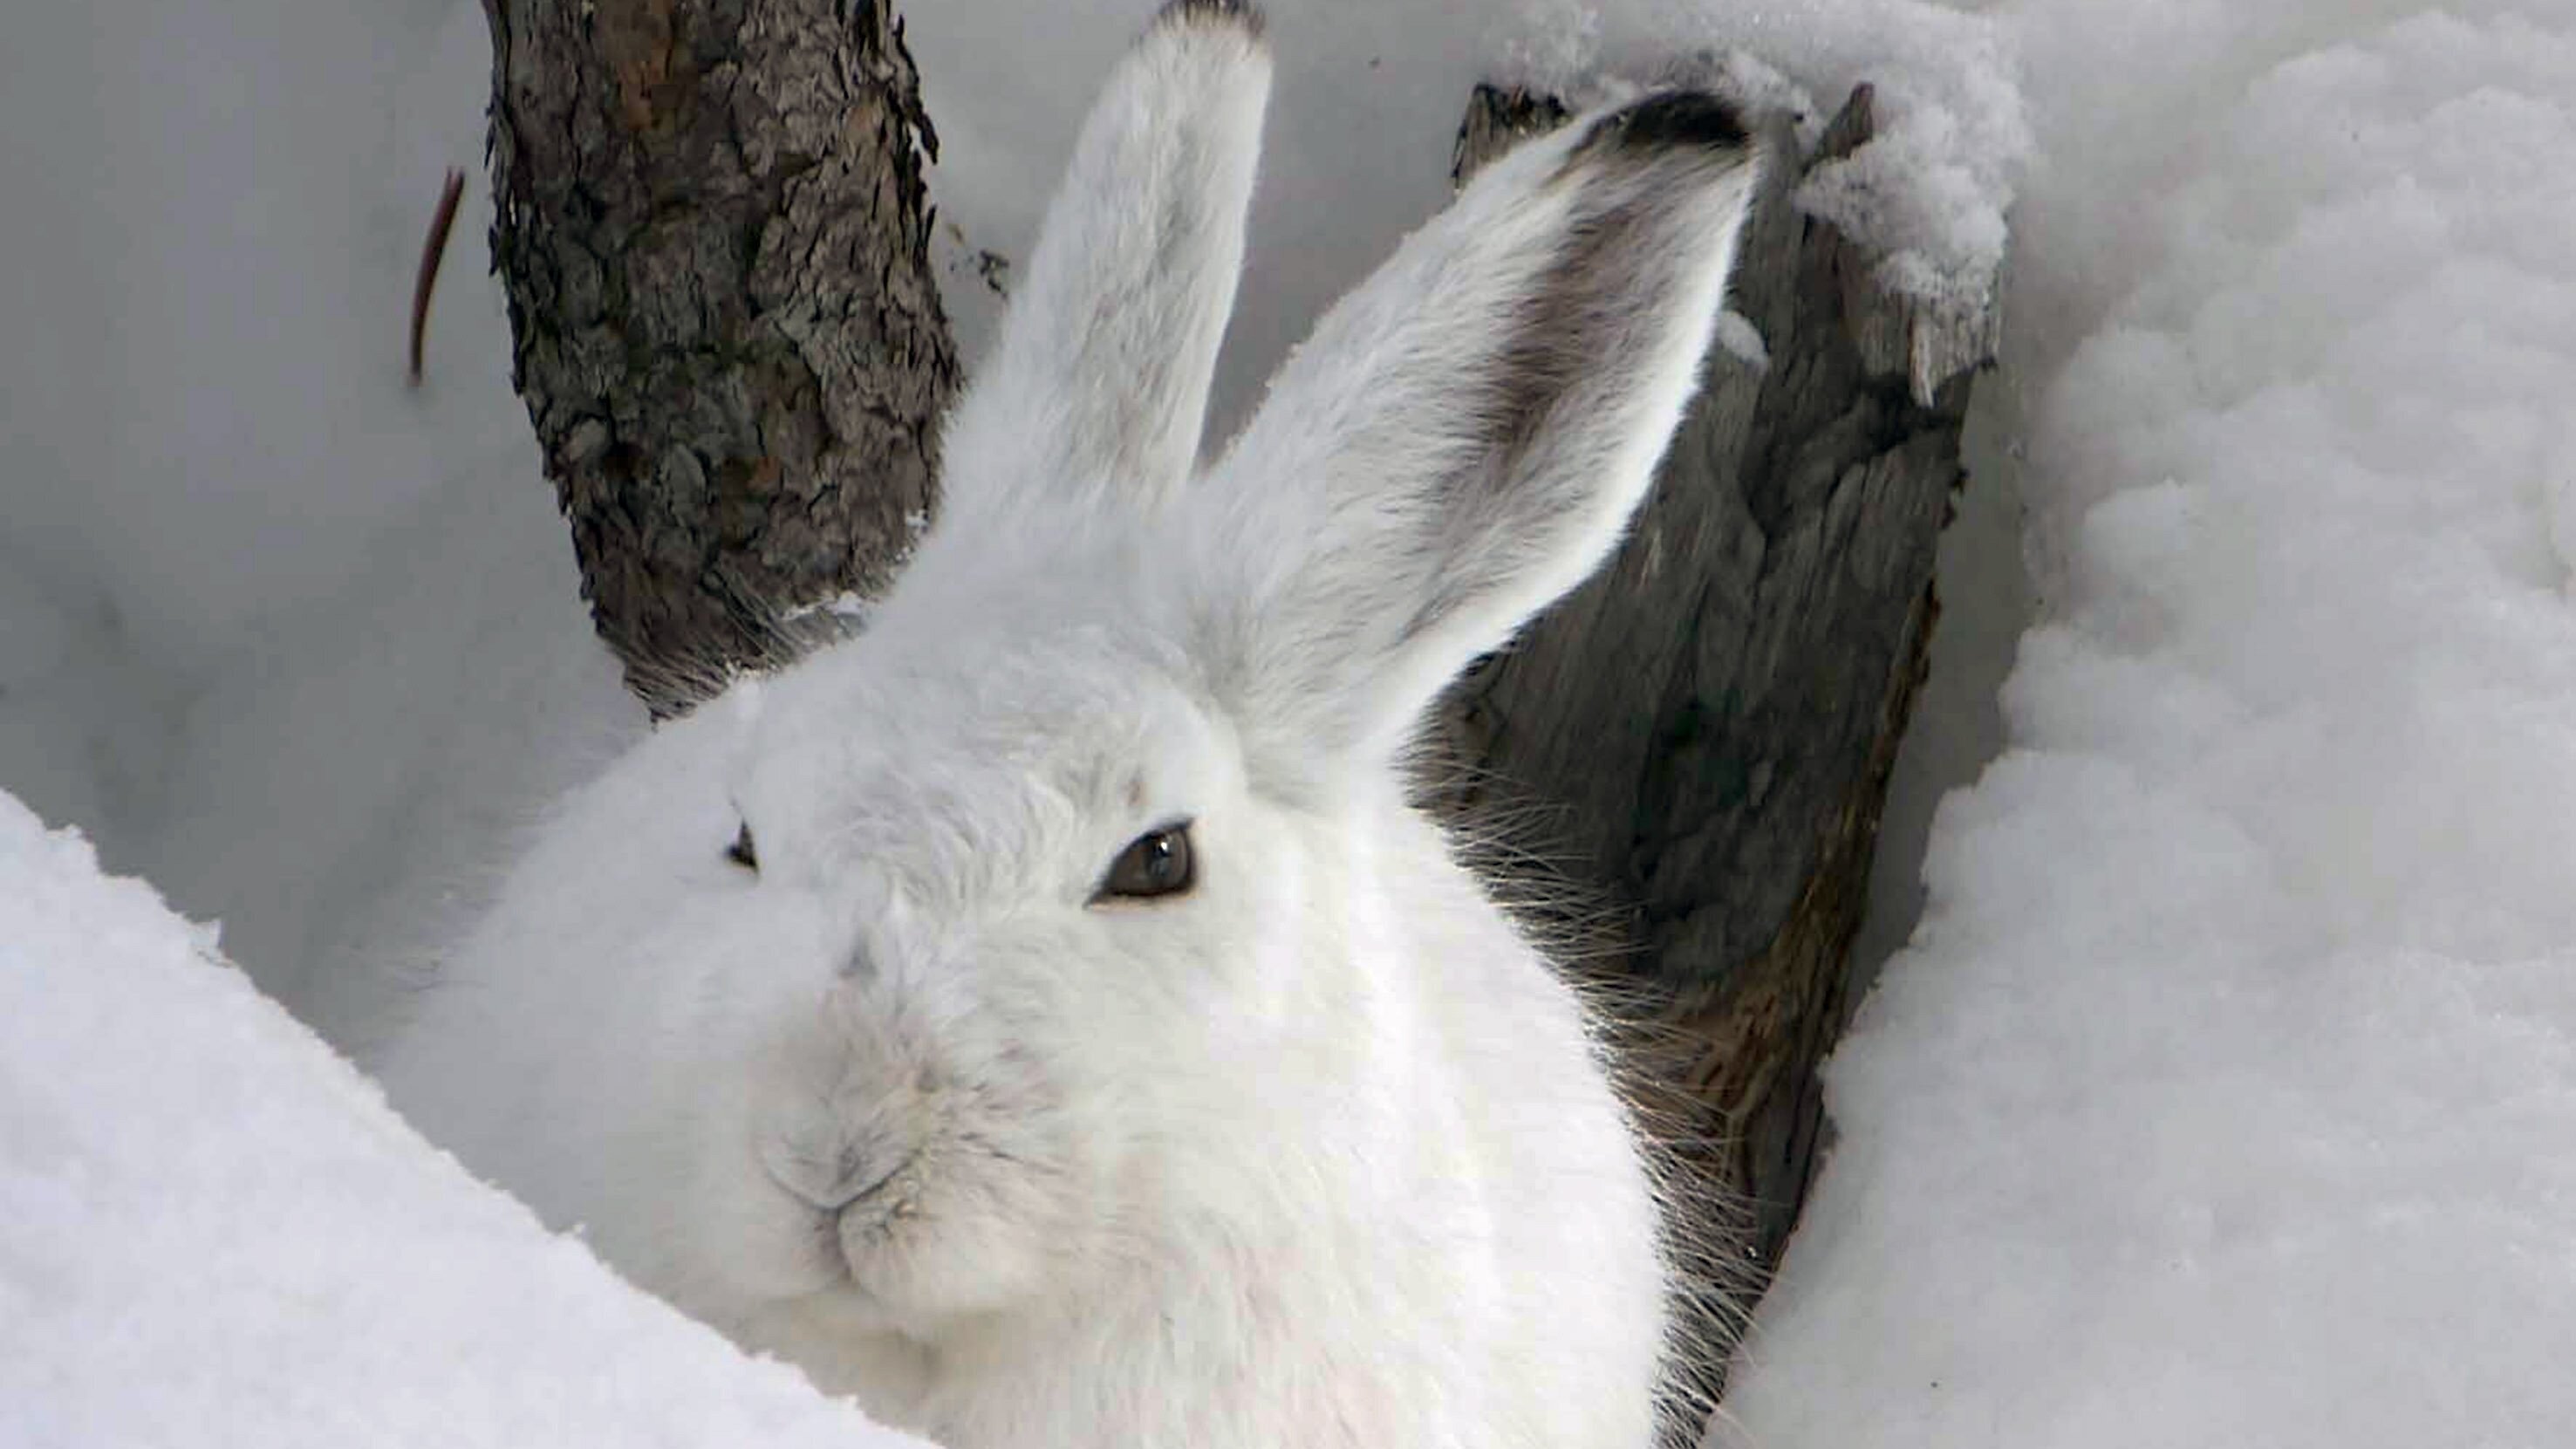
{"left": 0, "top": 791, "right": 925, "bottom": 1449}
{"left": 1724, "top": 8, "right": 2576, "bottom": 1446}
{"left": 137, "top": 449, "right": 639, "bottom": 1050}
{"left": 0, "top": 0, "right": 642, "bottom": 1033}
{"left": 57, "top": 0, "right": 523, "bottom": 658}
{"left": 0, "top": 550, "right": 184, "bottom": 854}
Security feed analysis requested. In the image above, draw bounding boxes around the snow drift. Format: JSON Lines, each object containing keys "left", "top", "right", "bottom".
{"left": 0, "top": 792, "right": 931, "bottom": 1449}
{"left": 1723, "top": 8, "right": 2576, "bottom": 1447}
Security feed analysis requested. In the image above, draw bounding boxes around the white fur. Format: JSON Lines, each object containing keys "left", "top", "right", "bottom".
{"left": 372, "top": 6, "right": 1764, "bottom": 1446}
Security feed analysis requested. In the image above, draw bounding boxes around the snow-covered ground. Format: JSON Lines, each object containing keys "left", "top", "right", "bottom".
{"left": 1725, "top": 5, "right": 2576, "bottom": 1446}
{"left": 4, "top": 0, "right": 2573, "bottom": 1443}
{"left": 0, "top": 794, "right": 930, "bottom": 1449}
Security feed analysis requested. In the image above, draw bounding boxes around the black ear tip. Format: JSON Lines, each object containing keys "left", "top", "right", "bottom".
{"left": 1588, "top": 91, "right": 1753, "bottom": 154}
{"left": 1154, "top": 0, "right": 1267, "bottom": 39}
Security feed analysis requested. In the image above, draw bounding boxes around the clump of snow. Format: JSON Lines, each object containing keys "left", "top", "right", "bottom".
{"left": 1710, "top": 310, "right": 1771, "bottom": 371}
{"left": 1725, "top": 8, "right": 2576, "bottom": 1447}
{"left": 0, "top": 791, "right": 929, "bottom": 1448}
{"left": 1487, "top": 0, "right": 2028, "bottom": 322}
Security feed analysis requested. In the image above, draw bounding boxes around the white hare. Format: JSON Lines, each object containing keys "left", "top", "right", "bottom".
{"left": 372, "top": 3, "right": 1765, "bottom": 1445}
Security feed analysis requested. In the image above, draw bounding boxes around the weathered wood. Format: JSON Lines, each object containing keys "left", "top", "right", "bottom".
{"left": 483, "top": 0, "right": 958, "bottom": 714}
{"left": 1438, "top": 81, "right": 1988, "bottom": 1403}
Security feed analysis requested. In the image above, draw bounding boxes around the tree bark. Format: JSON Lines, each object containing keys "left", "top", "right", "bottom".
{"left": 1438, "top": 83, "right": 1991, "bottom": 1403}
{"left": 483, "top": 0, "right": 957, "bottom": 714}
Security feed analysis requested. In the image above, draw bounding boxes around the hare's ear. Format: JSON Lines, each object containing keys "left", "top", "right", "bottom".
{"left": 1202, "top": 93, "right": 1767, "bottom": 777}
{"left": 937, "top": 1, "right": 1269, "bottom": 525}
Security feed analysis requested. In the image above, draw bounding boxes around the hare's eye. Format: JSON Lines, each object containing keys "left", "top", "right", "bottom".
{"left": 725, "top": 822, "right": 759, "bottom": 873}
{"left": 1096, "top": 823, "right": 1193, "bottom": 902}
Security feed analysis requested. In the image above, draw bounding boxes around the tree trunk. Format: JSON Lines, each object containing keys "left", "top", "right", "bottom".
{"left": 483, "top": 0, "right": 957, "bottom": 714}
{"left": 1438, "top": 83, "right": 1992, "bottom": 1407}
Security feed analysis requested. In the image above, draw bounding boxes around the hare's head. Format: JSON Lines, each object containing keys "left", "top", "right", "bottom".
{"left": 526, "top": 0, "right": 1763, "bottom": 1374}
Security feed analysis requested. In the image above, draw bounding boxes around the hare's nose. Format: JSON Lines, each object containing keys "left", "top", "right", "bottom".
{"left": 761, "top": 1134, "right": 905, "bottom": 1214}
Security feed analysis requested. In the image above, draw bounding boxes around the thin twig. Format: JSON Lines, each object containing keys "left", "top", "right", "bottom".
{"left": 407, "top": 167, "right": 466, "bottom": 387}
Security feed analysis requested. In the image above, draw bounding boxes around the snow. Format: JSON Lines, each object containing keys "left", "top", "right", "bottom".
{"left": 0, "top": 792, "right": 931, "bottom": 1449}
{"left": 1711, "top": 310, "right": 1772, "bottom": 371}
{"left": 3, "top": 0, "right": 2575, "bottom": 1443}
{"left": 1721, "top": 6, "right": 2576, "bottom": 1447}
{"left": 0, "top": 0, "right": 506, "bottom": 660}
{"left": 1489, "top": 0, "right": 2026, "bottom": 321}
{"left": 0, "top": 0, "right": 643, "bottom": 1029}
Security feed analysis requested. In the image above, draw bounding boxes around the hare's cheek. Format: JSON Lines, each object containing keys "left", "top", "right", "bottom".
{"left": 686, "top": 1114, "right": 854, "bottom": 1305}
{"left": 916, "top": 1030, "right": 1115, "bottom": 1290}
{"left": 862, "top": 1120, "right": 1082, "bottom": 1322}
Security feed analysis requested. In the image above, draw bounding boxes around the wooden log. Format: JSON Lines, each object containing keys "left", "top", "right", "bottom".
{"left": 1438, "top": 81, "right": 1992, "bottom": 1405}
{"left": 482, "top": 0, "right": 958, "bottom": 714}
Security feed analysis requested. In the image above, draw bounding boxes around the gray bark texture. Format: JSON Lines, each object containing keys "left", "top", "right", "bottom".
{"left": 1439, "top": 83, "right": 1992, "bottom": 1402}
{"left": 483, "top": 0, "right": 957, "bottom": 714}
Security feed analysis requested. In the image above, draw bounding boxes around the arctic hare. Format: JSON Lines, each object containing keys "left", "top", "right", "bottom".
{"left": 373, "top": 3, "right": 1765, "bottom": 1445}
